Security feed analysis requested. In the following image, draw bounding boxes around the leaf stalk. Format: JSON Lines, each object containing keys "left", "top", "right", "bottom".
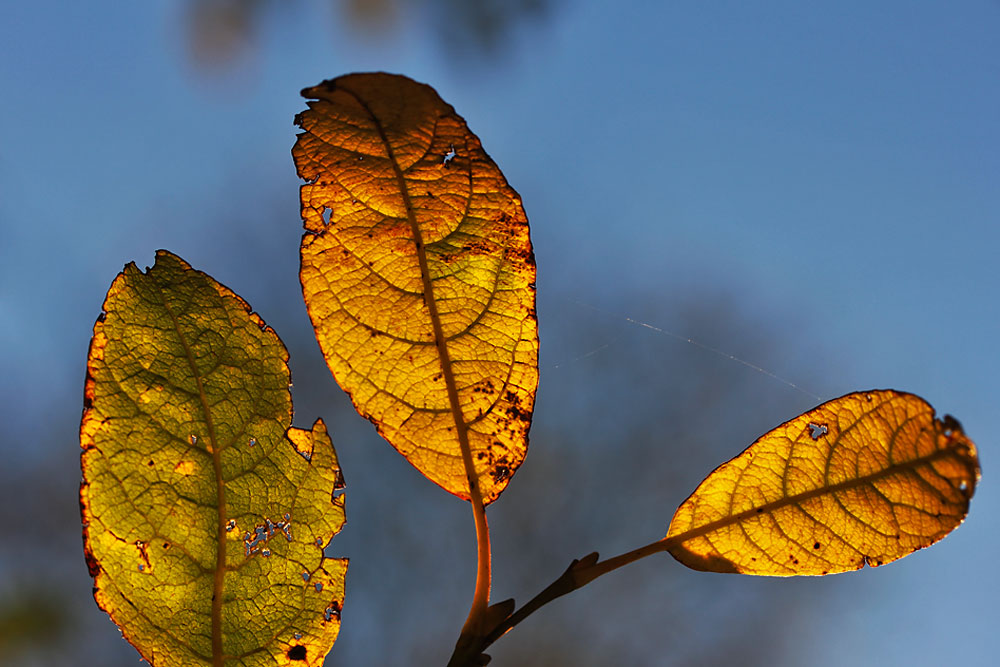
{"left": 476, "top": 538, "right": 670, "bottom": 657}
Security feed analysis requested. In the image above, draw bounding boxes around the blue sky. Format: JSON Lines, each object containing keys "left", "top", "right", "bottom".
{"left": 2, "top": 1, "right": 997, "bottom": 665}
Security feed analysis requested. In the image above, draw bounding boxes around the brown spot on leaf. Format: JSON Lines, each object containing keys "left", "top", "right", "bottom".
{"left": 84, "top": 549, "right": 101, "bottom": 578}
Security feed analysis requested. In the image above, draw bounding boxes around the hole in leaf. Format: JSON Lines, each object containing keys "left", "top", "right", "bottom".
{"left": 492, "top": 465, "right": 510, "bottom": 483}
{"left": 301, "top": 571, "right": 310, "bottom": 582}
{"left": 243, "top": 515, "right": 293, "bottom": 556}
{"left": 807, "top": 423, "right": 828, "bottom": 440}
{"left": 324, "top": 602, "right": 341, "bottom": 622}
{"left": 314, "top": 582, "right": 323, "bottom": 592}
{"left": 321, "top": 207, "right": 331, "bottom": 225}
{"left": 331, "top": 469, "right": 346, "bottom": 502}
{"left": 248, "top": 437, "right": 257, "bottom": 448}
{"left": 443, "top": 145, "right": 456, "bottom": 166}
{"left": 942, "top": 414, "right": 962, "bottom": 435}
{"left": 287, "top": 645, "right": 307, "bottom": 661}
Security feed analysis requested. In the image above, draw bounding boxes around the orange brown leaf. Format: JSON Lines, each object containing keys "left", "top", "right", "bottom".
{"left": 665, "top": 390, "right": 980, "bottom": 575}
{"left": 80, "top": 251, "right": 347, "bottom": 665}
{"left": 292, "top": 73, "right": 538, "bottom": 503}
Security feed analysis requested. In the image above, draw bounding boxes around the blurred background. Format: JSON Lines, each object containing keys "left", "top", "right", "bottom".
{"left": 1, "top": 1, "right": 997, "bottom": 665}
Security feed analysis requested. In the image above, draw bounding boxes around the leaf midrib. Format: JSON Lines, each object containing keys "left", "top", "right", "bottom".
{"left": 345, "top": 85, "right": 496, "bottom": 629}
{"left": 158, "top": 279, "right": 228, "bottom": 667}
{"left": 344, "top": 89, "right": 481, "bottom": 502}
{"left": 667, "top": 443, "right": 973, "bottom": 548}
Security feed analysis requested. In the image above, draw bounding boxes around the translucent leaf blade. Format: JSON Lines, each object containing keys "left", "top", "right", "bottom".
{"left": 292, "top": 73, "right": 538, "bottom": 503}
{"left": 80, "top": 250, "right": 347, "bottom": 665}
{"left": 666, "top": 390, "right": 980, "bottom": 576}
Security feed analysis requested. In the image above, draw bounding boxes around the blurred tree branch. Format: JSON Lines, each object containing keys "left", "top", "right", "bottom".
{"left": 184, "top": 0, "right": 554, "bottom": 70}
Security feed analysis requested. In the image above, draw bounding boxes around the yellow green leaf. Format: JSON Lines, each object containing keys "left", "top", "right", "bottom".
{"left": 80, "top": 250, "right": 347, "bottom": 666}
{"left": 665, "top": 390, "right": 980, "bottom": 576}
{"left": 292, "top": 73, "right": 538, "bottom": 503}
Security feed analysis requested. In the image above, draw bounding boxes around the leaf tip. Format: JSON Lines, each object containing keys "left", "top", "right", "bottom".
{"left": 935, "top": 412, "right": 981, "bottom": 495}
{"left": 300, "top": 78, "right": 338, "bottom": 99}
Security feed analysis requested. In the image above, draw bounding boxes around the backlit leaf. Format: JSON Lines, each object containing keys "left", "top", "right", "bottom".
{"left": 292, "top": 73, "right": 538, "bottom": 503}
{"left": 666, "top": 390, "right": 980, "bottom": 576}
{"left": 80, "top": 250, "right": 347, "bottom": 666}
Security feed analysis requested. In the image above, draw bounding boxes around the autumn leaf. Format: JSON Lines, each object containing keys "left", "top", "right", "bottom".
{"left": 80, "top": 250, "right": 347, "bottom": 666}
{"left": 292, "top": 72, "right": 538, "bottom": 503}
{"left": 666, "top": 390, "right": 980, "bottom": 576}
